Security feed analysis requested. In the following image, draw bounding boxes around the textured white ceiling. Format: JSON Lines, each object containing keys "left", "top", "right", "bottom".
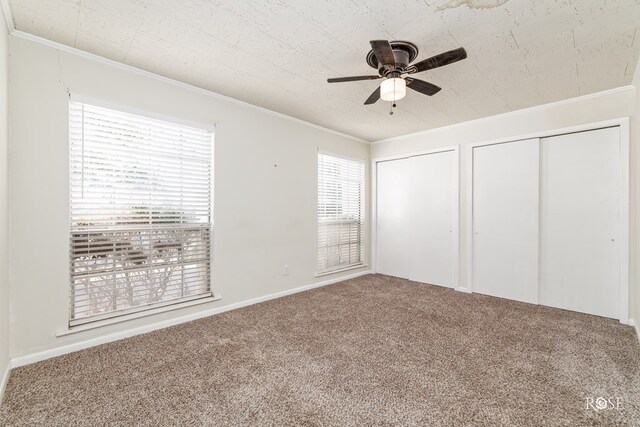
{"left": 8, "top": 0, "right": 640, "bottom": 141}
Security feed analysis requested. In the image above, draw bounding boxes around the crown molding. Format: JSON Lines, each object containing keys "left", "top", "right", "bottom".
{"left": 0, "top": 0, "right": 369, "bottom": 144}
{"left": 0, "top": 0, "right": 13, "bottom": 33}
{"left": 372, "top": 85, "right": 635, "bottom": 145}
{"left": 3, "top": 0, "right": 637, "bottom": 146}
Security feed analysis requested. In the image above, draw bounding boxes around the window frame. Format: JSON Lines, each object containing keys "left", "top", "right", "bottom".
{"left": 316, "top": 151, "right": 366, "bottom": 275}
{"left": 67, "top": 96, "right": 215, "bottom": 327}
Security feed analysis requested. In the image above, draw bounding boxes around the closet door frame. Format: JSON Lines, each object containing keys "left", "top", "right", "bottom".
{"left": 371, "top": 145, "right": 460, "bottom": 290}
{"left": 464, "top": 117, "right": 629, "bottom": 324}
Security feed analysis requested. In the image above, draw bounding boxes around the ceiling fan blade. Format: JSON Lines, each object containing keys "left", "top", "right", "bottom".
{"left": 327, "top": 75, "right": 381, "bottom": 83}
{"left": 406, "top": 78, "right": 441, "bottom": 96}
{"left": 364, "top": 87, "right": 380, "bottom": 105}
{"left": 410, "top": 47, "right": 467, "bottom": 73}
{"left": 370, "top": 40, "right": 396, "bottom": 67}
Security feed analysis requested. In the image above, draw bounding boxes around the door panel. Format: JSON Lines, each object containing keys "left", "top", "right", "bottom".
{"left": 539, "top": 127, "right": 620, "bottom": 318}
{"left": 473, "top": 139, "right": 539, "bottom": 304}
{"left": 376, "top": 158, "right": 411, "bottom": 278}
{"left": 409, "top": 151, "right": 456, "bottom": 288}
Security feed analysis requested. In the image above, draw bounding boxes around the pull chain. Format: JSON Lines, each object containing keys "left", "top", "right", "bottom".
{"left": 389, "top": 80, "right": 397, "bottom": 115}
{"left": 389, "top": 80, "right": 395, "bottom": 115}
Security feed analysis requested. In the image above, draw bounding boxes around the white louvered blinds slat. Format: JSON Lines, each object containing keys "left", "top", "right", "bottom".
{"left": 69, "top": 101, "right": 213, "bottom": 326}
{"left": 317, "top": 153, "right": 365, "bottom": 273}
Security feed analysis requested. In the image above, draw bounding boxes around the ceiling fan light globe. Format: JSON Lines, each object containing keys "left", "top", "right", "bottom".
{"left": 380, "top": 78, "right": 406, "bottom": 102}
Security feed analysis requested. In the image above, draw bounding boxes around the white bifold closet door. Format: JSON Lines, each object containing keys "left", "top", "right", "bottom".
{"left": 539, "top": 127, "right": 620, "bottom": 319}
{"left": 376, "top": 158, "right": 411, "bottom": 278}
{"left": 472, "top": 139, "right": 540, "bottom": 304}
{"left": 408, "top": 152, "right": 456, "bottom": 287}
{"left": 376, "top": 150, "right": 457, "bottom": 288}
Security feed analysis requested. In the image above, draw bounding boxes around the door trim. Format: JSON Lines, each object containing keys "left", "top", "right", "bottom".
{"left": 371, "top": 146, "right": 460, "bottom": 291}
{"left": 464, "top": 118, "right": 629, "bottom": 323}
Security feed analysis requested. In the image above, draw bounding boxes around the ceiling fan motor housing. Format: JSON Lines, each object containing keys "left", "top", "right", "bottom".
{"left": 366, "top": 40, "right": 419, "bottom": 74}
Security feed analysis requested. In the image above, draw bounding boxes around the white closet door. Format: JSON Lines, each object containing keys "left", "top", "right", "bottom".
{"left": 376, "top": 158, "right": 410, "bottom": 278}
{"left": 539, "top": 127, "right": 620, "bottom": 319}
{"left": 473, "top": 139, "right": 539, "bottom": 304}
{"left": 408, "top": 151, "right": 456, "bottom": 288}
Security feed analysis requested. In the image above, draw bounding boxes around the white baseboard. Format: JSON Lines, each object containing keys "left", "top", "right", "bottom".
{"left": 0, "top": 360, "right": 10, "bottom": 406}
{"left": 456, "top": 287, "right": 471, "bottom": 294}
{"left": 630, "top": 319, "right": 640, "bottom": 344}
{"left": 10, "top": 270, "right": 372, "bottom": 369}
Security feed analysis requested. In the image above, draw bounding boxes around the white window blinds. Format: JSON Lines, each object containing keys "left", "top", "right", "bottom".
{"left": 317, "top": 153, "right": 365, "bottom": 273}
{"left": 69, "top": 101, "right": 213, "bottom": 326}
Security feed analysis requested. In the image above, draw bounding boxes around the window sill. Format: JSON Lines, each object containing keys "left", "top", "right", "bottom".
{"left": 315, "top": 263, "right": 368, "bottom": 278}
{"left": 56, "top": 294, "right": 222, "bottom": 337}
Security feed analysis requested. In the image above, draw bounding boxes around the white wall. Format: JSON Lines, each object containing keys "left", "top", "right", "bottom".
{"left": 371, "top": 87, "right": 638, "bottom": 323}
{"left": 0, "top": 3, "right": 10, "bottom": 395}
{"left": 8, "top": 35, "right": 370, "bottom": 359}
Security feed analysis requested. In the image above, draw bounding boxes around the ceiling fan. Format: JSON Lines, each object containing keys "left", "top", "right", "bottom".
{"left": 327, "top": 40, "right": 467, "bottom": 110}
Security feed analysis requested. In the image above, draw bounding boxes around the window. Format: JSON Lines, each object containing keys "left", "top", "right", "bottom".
{"left": 317, "top": 153, "right": 365, "bottom": 273}
{"left": 69, "top": 101, "right": 213, "bottom": 326}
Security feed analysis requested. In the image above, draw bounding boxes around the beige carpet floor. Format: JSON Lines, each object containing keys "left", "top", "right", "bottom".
{"left": 1, "top": 274, "right": 639, "bottom": 426}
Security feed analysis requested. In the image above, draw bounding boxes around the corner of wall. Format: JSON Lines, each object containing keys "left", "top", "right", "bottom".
{"left": 0, "top": 0, "right": 11, "bottom": 404}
